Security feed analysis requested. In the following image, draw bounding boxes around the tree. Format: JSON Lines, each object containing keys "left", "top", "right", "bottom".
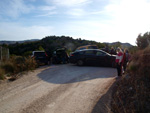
{"left": 97, "top": 42, "right": 105, "bottom": 49}
{"left": 38, "top": 46, "right": 44, "bottom": 51}
{"left": 136, "top": 32, "right": 150, "bottom": 49}
{"left": 113, "top": 42, "right": 121, "bottom": 48}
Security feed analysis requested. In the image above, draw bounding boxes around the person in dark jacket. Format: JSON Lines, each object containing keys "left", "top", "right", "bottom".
{"left": 110, "top": 47, "right": 116, "bottom": 55}
{"left": 122, "top": 49, "right": 129, "bottom": 72}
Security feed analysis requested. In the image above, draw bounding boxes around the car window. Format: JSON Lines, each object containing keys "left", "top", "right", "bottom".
{"left": 88, "top": 46, "right": 98, "bottom": 49}
{"left": 85, "top": 50, "right": 95, "bottom": 55}
{"left": 79, "top": 47, "right": 86, "bottom": 50}
{"left": 34, "top": 52, "right": 46, "bottom": 56}
{"left": 79, "top": 51, "right": 84, "bottom": 55}
{"left": 96, "top": 51, "right": 106, "bottom": 56}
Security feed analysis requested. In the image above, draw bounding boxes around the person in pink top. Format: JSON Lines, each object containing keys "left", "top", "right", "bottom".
{"left": 116, "top": 47, "right": 123, "bottom": 76}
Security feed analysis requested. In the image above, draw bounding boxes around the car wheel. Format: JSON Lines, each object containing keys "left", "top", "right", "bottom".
{"left": 77, "top": 60, "right": 84, "bottom": 66}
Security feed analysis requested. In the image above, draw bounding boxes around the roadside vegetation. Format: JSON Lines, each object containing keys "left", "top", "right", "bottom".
{"left": 0, "top": 56, "right": 37, "bottom": 80}
{"left": 111, "top": 32, "right": 150, "bottom": 113}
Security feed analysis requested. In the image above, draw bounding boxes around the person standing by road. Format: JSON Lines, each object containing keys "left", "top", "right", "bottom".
{"left": 116, "top": 47, "right": 123, "bottom": 76}
{"left": 122, "top": 49, "right": 129, "bottom": 72}
{"left": 110, "top": 47, "right": 116, "bottom": 55}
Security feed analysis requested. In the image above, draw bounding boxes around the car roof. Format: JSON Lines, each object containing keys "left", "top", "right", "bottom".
{"left": 74, "top": 49, "right": 112, "bottom": 56}
{"left": 33, "top": 51, "right": 45, "bottom": 52}
{"left": 76, "top": 45, "right": 98, "bottom": 50}
{"left": 75, "top": 49, "right": 107, "bottom": 53}
{"left": 73, "top": 49, "right": 116, "bottom": 57}
{"left": 32, "top": 51, "right": 45, "bottom": 54}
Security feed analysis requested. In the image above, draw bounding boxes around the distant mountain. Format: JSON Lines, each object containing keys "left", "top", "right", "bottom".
{"left": 104, "top": 42, "right": 133, "bottom": 48}
{"left": 0, "top": 39, "right": 39, "bottom": 45}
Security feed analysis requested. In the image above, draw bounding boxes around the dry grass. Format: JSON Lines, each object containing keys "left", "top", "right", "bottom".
{"left": 0, "top": 68, "right": 5, "bottom": 80}
{"left": 111, "top": 47, "right": 150, "bottom": 113}
{"left": 0, "top": 56, "right": 37, "bottom": 80}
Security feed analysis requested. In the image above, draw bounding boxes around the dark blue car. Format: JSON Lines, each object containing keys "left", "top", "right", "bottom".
{"left": 69, "top": 49, "right": 116, "bottom": 67}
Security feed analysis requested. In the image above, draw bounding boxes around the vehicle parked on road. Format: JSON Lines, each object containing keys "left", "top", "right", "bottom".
{"left": 75, "top": 45, "right": 98, "bottom": 51}
{"left": 52, "top": 48, "right": 69, "bottom": 64}
{"left": 31, "top": 51, "right": 49, "bottom": 65}
{"left": 69, "top": 49, "right": 116, "bottom": 67}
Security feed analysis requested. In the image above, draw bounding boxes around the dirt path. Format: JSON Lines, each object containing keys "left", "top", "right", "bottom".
{"left": 0, "top": 64, "right": 117, "bottom": 113}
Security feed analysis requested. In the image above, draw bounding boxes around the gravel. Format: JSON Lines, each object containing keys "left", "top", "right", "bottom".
{"left": 0, "top": 64, "right": 117, "bottom": 113}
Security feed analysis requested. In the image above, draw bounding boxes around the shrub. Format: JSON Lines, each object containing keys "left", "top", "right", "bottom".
{"left": 0, "top": 68, "right": 5, "bottom": 80}
{"left": 112, "top": 47, "right": 150, "bottom": 113}
{"left": 136, "top": 32, "right": 150, "bottom": 49}
{"left": 0, "top": 55, "right": 38, "bottom": 80}
{"left": 24, "top": 56, "right": 37, "bottom": 71}
{"left": 127, "top": 61, "right": 139, "bottom": 74}
{"left": 1, "top": 62, "right": 15, "bottom": 74}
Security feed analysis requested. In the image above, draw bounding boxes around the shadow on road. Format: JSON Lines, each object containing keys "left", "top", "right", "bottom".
{"left": 37, "top": 64, "right": 117, "bottom": 84}
{"left": 91, "top": 81, "right": 117, "bottom": 113}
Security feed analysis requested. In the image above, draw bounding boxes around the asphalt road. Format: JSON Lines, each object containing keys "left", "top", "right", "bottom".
{"left": 0, "top": 64, "right": 117, "bottom": 113}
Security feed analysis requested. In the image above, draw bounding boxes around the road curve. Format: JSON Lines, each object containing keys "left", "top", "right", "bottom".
{"left": 0, "top": 64, "right": 117, "bottom": 113}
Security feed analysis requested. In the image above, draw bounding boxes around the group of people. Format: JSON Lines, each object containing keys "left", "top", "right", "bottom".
{"left": 102, "top": 46, "right": 130, "bottom": 77}
{"left": 115, "top": 47, "right": 130, "bottom": 77}
{"left": 102, "top": 46, "right": 117, "bottom": 55}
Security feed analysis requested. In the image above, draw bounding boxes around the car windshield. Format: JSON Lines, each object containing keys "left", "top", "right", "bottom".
{"left": 34, "top": 52, "right": 46, "bottom": 57}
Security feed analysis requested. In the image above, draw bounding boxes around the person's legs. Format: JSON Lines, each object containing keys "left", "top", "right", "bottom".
{"left": 123, "top": 62, "right": 127, "bottom": 72}
{"left": 117, "top": 64, "right": 120, "bottom": 76}
{"left": 117, "top": 63, "right": 122, "bottom": 76}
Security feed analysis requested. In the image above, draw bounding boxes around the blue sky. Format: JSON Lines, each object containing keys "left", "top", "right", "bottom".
{"left": 0, "top": 0, "right": 150, "bottom": 45}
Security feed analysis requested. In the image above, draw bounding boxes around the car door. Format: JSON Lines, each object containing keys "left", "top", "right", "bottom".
{"left": 95, "top": 51, "right": 108, "bottom": 66}
{"left": 84, "top": 50, "right": 97, "bottom": 65}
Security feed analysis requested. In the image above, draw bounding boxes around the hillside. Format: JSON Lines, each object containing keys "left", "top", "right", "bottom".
{"left": 0, "top": 39, "right": 39, "bottom": 45}
{"left": 0, "top": 39, "right": 132, "bottom": 48}
{"left": 104, "top": 42, "right": 133, "bottom": 48}
{"left": 0, "top": 36, "right": 133, "bottom": 56}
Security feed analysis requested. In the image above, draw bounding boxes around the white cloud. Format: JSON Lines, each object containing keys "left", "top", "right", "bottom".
{"left": 44, "top": 0, "right": 93, "bottom": 17}
{"left": 36, "top": 6, "right": 57, "bottom": 17}
{"left": 35, "top": 12, "right": 57, "bottom": 17}
{"left": 45, "top": 0, "right": 92, "bottom": 7}
{"left": 67, "top": 8, "right": 85, "bottom": 16}
{"left": 28, "top": 0, "right": 36, "bottom": 2}
{"left": 39, "top": 6, "right": 56, "bottom": 11}
{"left": 0, "top": 22, "right": 53, "bottom": 40}
{"left": 0, "top": 0, "right": 34, "bottom": 18}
